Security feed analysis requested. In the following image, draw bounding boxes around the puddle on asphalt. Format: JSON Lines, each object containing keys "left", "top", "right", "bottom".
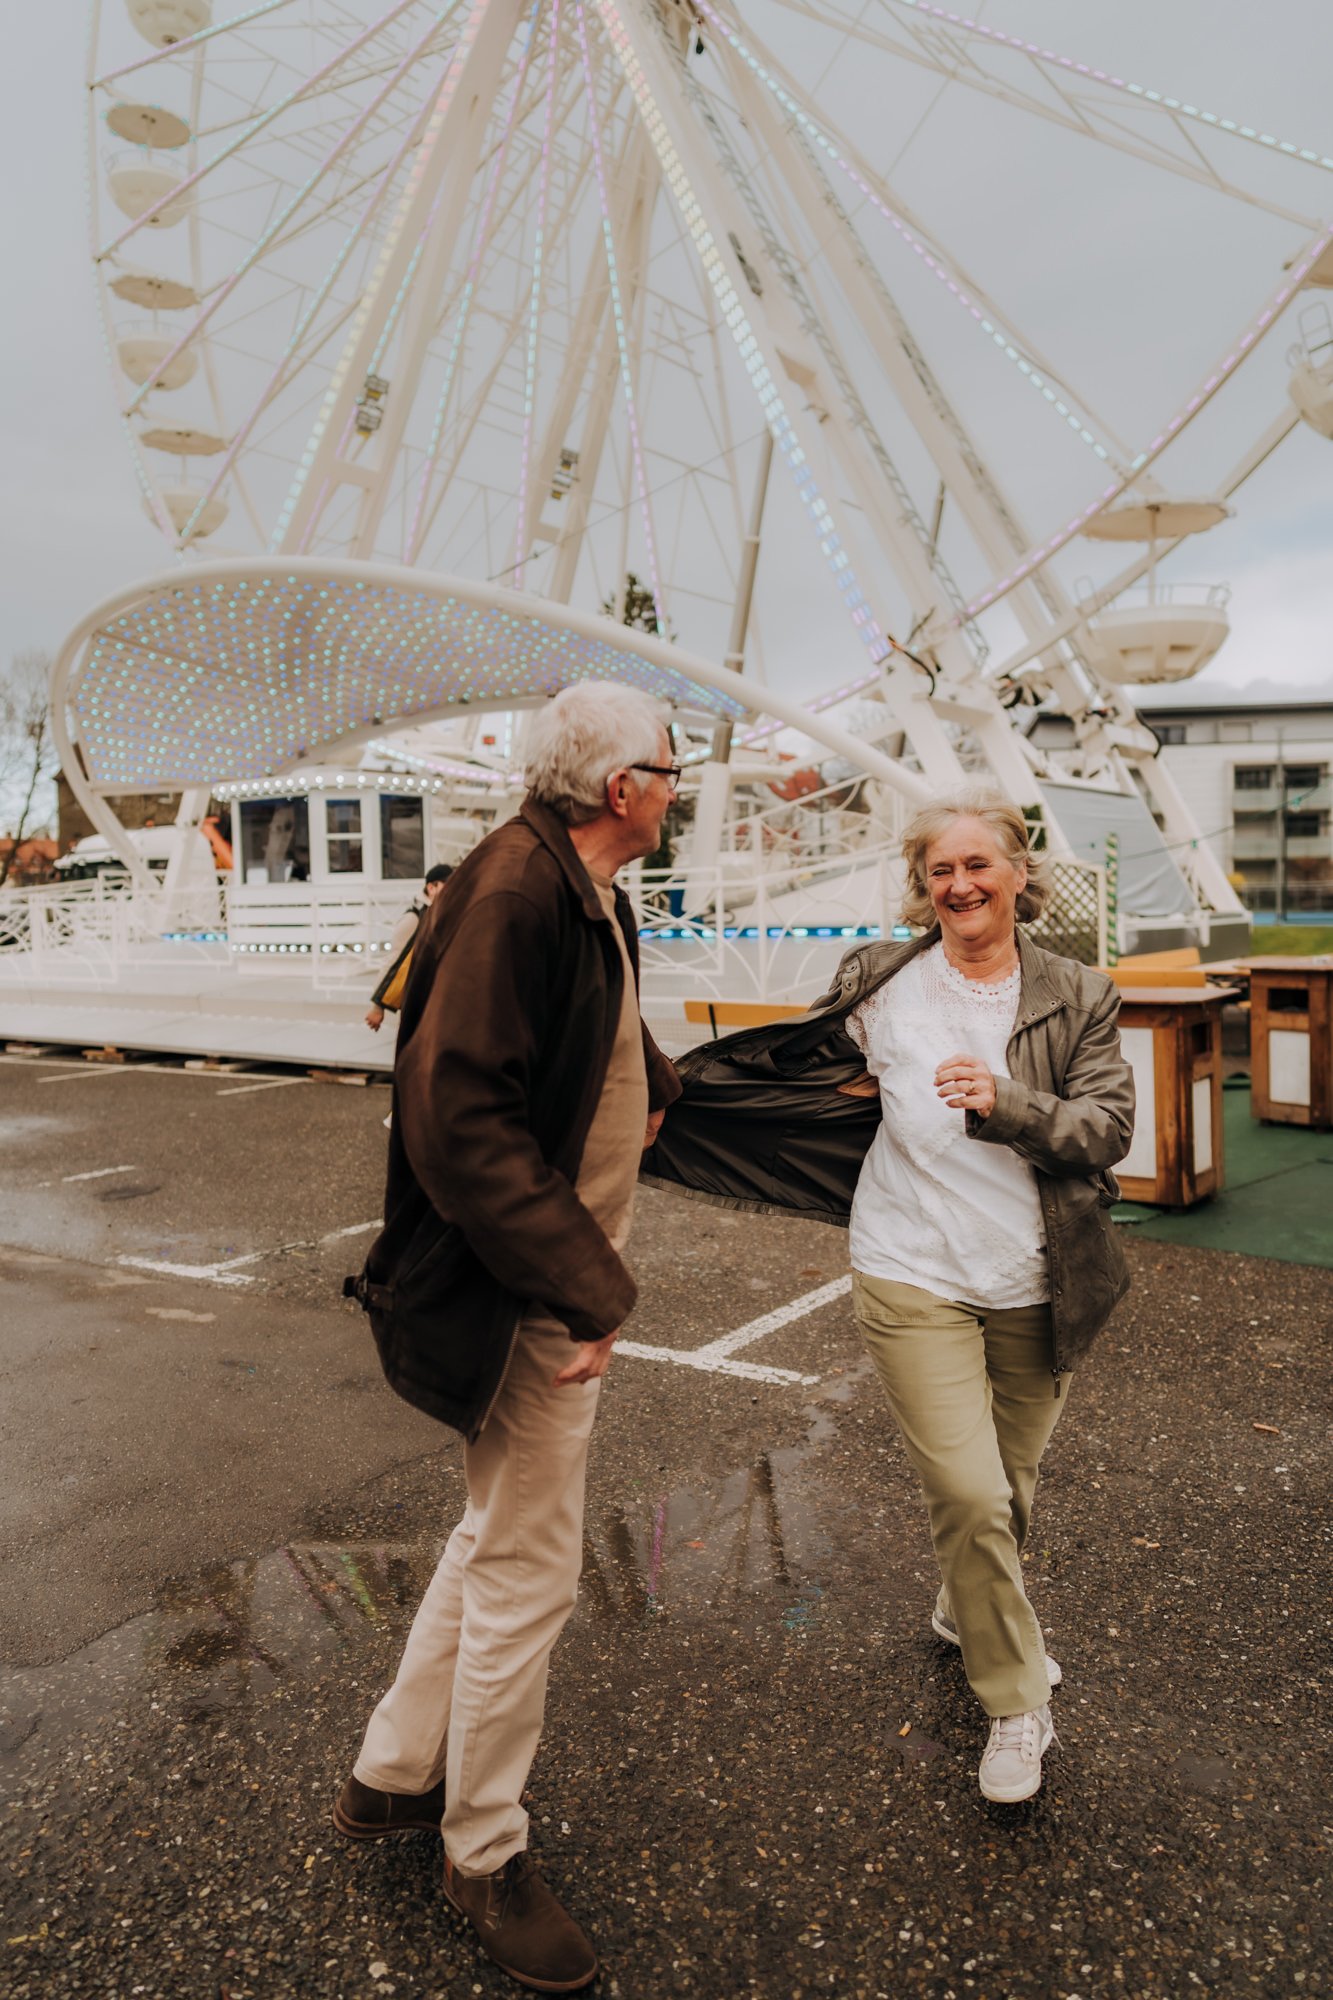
{"left": 1, "top": 1383, "right": 862, "bottom": 1773}
{"left": 0, "top": 1542, "right": 431, "bottom": 1778}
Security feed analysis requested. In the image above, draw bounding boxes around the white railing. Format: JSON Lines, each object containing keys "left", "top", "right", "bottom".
{"left": 0, "top": 877, "right": 227, "bottom": 983}
{"left": 226, "top": 881, "right": 421, "bottom": 990}
{"left": 631, "top": 847, "right": 899, "bottom": 1005}
{"left": 1084, "top": 581, "right": 1232, "bottom": 612}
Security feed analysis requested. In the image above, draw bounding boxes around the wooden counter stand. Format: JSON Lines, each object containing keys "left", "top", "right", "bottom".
{"left": 1247, "top": 958, "right": 1333, "bottom": 1129}
{"left": 1111, "top": 986, "right": 1236, "bottom": 1207}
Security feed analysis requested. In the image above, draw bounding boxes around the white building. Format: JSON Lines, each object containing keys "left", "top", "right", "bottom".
{"left": 1035, "top": 699, "right": 1333, "bottom": 919}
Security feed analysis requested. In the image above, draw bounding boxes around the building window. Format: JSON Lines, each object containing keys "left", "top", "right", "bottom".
{"left": 380, "top": 794, "right": 425, "bottom": 879}
{"left": 326, "top": 799, "right": 364, "bottom": 874}
{"left": 1284, "top": 812, "right": 1322, "bottom": 839}
{"left": 1152, "top": 723, "right": 1186, "bottom": 746}
{"left": 1234, "top": 766, "right": 1274, "bottom": 789}
{"left": 1282, "top": 764, "right": 1323, "bottom": 793}
{"left": 238, "top": 797, "right": 309, "bottom": 884}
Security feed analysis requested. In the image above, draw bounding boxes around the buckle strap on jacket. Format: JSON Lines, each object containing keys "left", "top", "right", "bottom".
{"left": 343, "top": 1272, "right": 394, "bottom": 1312}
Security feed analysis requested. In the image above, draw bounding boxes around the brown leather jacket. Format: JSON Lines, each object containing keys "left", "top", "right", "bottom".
{"left": 349, "top": 796, "right": 681, "bottom": 1439}
{"left": 643, "top": 927, "right": 1134, "bottom": 1377}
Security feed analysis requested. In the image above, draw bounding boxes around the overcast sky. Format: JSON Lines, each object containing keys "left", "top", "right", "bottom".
{"left": 2, "top": 0, "right": 1330, "bottom": 707}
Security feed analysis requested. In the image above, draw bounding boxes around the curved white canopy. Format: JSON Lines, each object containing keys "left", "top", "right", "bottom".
{"left": 51, "top": 559, "right": 933, "bottom": 871}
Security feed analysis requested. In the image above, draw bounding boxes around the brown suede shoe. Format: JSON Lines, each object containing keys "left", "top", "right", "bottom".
{"left": 332, "top": 1772, "right": 445, "bottom": 1840}
{"left": 443, "top": 1851, "right": 598, "bottom": 1993}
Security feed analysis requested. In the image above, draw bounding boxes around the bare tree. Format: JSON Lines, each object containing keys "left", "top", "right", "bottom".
{"left": 0, "top": 651, "right": 58, "bottom": 888}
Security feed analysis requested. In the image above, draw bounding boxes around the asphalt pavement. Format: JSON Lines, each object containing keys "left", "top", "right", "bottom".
{"left": 1, "top": 1049, "right": 1330, "bottom": 1999}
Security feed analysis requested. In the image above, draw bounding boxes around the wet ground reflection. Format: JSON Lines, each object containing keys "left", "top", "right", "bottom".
{"left": 2, "top": 1408, "right": 847, "bottom": 1773}
{"left": 0, "top": 1543, "right": 432, "bottom": 1770}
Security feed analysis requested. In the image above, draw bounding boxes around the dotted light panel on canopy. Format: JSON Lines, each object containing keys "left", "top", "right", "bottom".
{"left": 70, "top": 565, "right": 747, "bottom": 788}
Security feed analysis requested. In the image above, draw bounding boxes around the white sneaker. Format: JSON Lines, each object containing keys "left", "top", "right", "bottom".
{"left": 931, "top": 1608, "right": 1062, "bottom": 1688}
{"left": 978, "top": 1705, "right": 1055, "bottom": 1803}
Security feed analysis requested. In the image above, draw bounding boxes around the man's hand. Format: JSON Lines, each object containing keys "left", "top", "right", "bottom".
{"left": 935, "top": 1052, "right": 997, "bottom": 1118}
{"left": 643, "top": 1107, "right": 666, "bottom": 1150}
{"left": 552, "top": 1329, "right": 619, "bottom": 1386}
{"left": 365, "top": 1004, "right": 385, "bottom": 1032}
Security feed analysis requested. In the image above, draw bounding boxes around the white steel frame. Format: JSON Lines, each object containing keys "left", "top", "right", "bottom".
{"left": 83, "top": 0, "right": 1333, "bottom": 921}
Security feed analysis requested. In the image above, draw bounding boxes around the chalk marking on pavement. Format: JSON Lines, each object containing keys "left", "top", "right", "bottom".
{"left": 216, "top": 1077, "right": 310, "bottom": 1096}
{"left": 617, "top": 1275, "right": 853, "bottom": 1387}
{"left": 60, "top": 1164, "right": 137, "bottom": 1183}
{"left": 318, "top": 1219, "right": 383, "bottom": 1242}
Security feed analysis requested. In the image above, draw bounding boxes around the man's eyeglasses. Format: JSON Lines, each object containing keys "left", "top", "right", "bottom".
{"left": 630, "top": 761, "right": 683, "bottom": 787}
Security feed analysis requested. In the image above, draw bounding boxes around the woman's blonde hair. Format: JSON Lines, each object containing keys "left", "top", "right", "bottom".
{"left": 899, "top": 786, "right": 1051, "bottom": 929}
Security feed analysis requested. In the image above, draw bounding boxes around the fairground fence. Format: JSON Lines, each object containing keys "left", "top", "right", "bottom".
{"left": 0, "top": 845, "right": 1108, "bottom": 1007}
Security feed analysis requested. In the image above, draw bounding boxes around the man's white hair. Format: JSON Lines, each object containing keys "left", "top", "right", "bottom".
{"left": 524, "top": 681, "right": 668, "bottom": 825}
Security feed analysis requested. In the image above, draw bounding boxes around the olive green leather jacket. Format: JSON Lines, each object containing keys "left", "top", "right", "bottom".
{"left": 642, "top": 926, "right": 1135, "bottom": 1376}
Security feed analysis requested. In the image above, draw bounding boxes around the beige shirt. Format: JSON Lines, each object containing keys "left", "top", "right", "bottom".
{"left": 574, "top": 876, "right": 649, "bottom": 1255}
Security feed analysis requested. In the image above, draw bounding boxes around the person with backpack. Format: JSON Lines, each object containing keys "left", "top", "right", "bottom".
{"left": 365, "top": 863, "right": 454, "bottom": 1031}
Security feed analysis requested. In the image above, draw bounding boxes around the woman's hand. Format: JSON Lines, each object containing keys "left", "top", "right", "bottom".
{"left": 365, "top": 1004, "right": 385, "bottom": 1032}
{"left": 935, "top": 1052, "right": 997, "bottom": 1118}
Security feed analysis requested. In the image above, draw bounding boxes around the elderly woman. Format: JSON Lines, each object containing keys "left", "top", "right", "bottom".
{"left": 644, "top": 788, "right": 1133, "bottom": 1803}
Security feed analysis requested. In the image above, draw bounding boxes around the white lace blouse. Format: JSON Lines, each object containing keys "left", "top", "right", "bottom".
{"left": 846, "top": 943, "right": 1049, "bottom": 1308}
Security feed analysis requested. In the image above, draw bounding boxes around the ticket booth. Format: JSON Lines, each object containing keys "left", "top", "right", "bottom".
{"left": 1248, "top": 958, "right": 1333, "bottom": 1129}
{"left": 1113, "top": 985, "right": 1235, "bottom": 1207}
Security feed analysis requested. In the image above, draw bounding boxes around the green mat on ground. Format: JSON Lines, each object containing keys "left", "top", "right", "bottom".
{"left": 1113, "top": 1081, "right": 1333, "bottom": 1268}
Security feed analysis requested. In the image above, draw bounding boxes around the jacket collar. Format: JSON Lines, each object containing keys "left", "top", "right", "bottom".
{"left": 519, "top": 793, "right": 614, "bottom": 925}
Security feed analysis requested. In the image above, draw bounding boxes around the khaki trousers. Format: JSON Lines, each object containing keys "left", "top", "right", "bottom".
{"left": 852, "top": 1272, "right": 1067, "bottom": 1717}
{"left": 354, "top": 1314, "right": 601, "bottom": 1876}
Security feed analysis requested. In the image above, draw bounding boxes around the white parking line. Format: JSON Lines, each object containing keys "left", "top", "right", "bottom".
{"left": 38, "top": 1066, "right": 139, "bottom": 1085}
{"left": 615, "top": 1341, "right": 820, "bottom": 1387}
{"left": 216, "top": 1077, "right": 309, "bottom": 1096}
{"left": 117, "top": 1255, "right": 256, "bottom": 1288}
{"left": 618, "top": 1274, "right": 853, "bottom": 1387}
{"left": 113, "top": 1219, "right": 382, "bottom": 1288}
{"left": 61, "top": 1164, "right": 137, "bottom": 1183}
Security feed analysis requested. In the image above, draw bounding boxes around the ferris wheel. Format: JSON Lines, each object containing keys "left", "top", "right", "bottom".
{"left": 85, "top": 0, "right": 1333, "bottom": 910}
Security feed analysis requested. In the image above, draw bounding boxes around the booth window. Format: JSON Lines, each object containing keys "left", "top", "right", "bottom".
{"left": 326, "top": 798, "right": 364, "bottom": 874}
{"left": 380, "top": 794, "right": 425, "bottom": 879}
{"left": 239, "top": 797, "right": 310, "bottom": 884}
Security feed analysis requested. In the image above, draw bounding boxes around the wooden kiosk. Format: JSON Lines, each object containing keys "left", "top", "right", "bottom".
{"left": 1247, "top": 957, "right": 1333, "bottom": 1129}
{"left": 1111, "top": 982, "right": 1236, "bottom": 1207}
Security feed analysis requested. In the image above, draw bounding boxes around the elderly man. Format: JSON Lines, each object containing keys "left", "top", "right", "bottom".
{"left": 336, "top": 682, "right": 682, "bottom": 1992}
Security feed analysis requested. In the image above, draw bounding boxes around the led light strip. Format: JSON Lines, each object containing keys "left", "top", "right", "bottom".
{"left": 514, "top": 0, "right": 563, "bottom": 586}
{"left": 693, "top": 0, "right": 1120, "bottom": 467}
{"left": 272, "top": 0, "right": 494, "bottom": 553}
{"left": 957, "top": 221, "right": 1333, "bottom": 623}
{"left": 405, "top": 3, "right": 545, "bottom": 562}
{"left": 736, "top": 667, "right": 883, "bottom": 746}
{"left": 887, "top": 0, "right": 1333, "bottom": 174}
{"left": 590, "top": 0, "right": 888, "bottom": 662}
{"left": 574, "top": 0, "right": 666, "bottom": 631}
{"left": 365, "top": 739, "right": 515, "bottom": 785}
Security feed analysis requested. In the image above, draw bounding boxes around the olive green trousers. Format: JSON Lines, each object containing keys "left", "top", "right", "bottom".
{"left": 851, "top": 1272, "right": 1067, "bottom": 1717}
